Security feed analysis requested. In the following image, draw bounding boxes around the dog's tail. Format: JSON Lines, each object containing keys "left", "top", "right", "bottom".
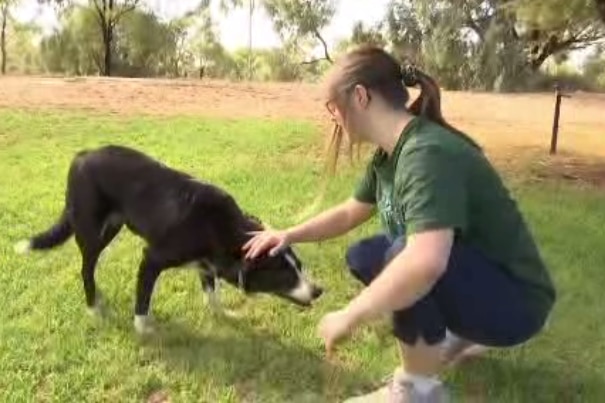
{"left": 14, "top": 208, "right": 74, "bottom": 255}
{"left": 14, "top": 149, "right": 93, "bottom": 255}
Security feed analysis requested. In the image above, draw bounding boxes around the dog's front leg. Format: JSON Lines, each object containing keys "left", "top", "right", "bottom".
{"left": 134, "top": 252, "right": 164, "bottom": 335}
{"left": 198, "top": 260, "right": 223, "bottom": 315}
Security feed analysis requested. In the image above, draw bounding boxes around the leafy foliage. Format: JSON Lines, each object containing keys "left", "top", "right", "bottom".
{"left": 263, "top": 0, "right": 336, "bottom": 63}
{"left": 335, "top": 21, "right": 386, "bottom": 55}
{"left": 384, "top": 0, "right": 605, "bottom": 91}
{"left": 1, "top": 0, "right": 602, "bottom": 90}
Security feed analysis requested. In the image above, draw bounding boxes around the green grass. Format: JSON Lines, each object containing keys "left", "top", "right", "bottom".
{"left": 0, "top": 109, "right": 604, "bottom": 402}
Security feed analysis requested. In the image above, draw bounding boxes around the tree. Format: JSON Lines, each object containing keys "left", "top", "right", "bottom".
{"left": 219, "top": 0, "right": 336, "bottom": 71}
{"left": 114, "top": 9, "right": 185, "bottom": 77}
{"left": 93, "top": 0, "right": 142, "bottom": 76}
{"left": 1, "top": 3, "right": 7, "bottom": 75}
{"left": 0, "top": 0, "right": 16, "bottom": 75}
{"left": 40, "top": 5, "right": 108, "bottom": 75}
{"left": 335, "top": 21, "right": 386, "bottom": 55}
{"left": 255, "top": 43, "right": 305, "bottom": 81}
{"left": 40, "top": 0, "right": 141, "bottom": 76}
{"left": 597, "top": 0, "right": 605, "bottom": 23}
{"left": 384, "top": 1, "right": 423, "bottom": 63}
{"left": 215, "top": 0, "right": 256, "bottom": 79}
{"left": 263, "top": 0, "right": 336, "bottom": 64}
{"left": 39, "top": 4, "right": 184, "bottom": 77}
{"left": 582, "top": 44, "right": 605, "bottom": 87}
{"left": 514, "top": 0, "right": 605, "bottom": 69}
{"left": 7, "top": 19, "right": 43, "bottom": 73}
{"left": 186, "top": 9, "right": 235, "bottom": 78}
{"left": 384, "top": 0, "right": 605, "bottom": 91}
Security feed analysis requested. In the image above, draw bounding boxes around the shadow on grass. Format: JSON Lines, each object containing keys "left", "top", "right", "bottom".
{"left": 137, "top": 314, "right": 376, "bottom": 403}
{"left": 449, "top": 356, "right": 605, "bottom": 403}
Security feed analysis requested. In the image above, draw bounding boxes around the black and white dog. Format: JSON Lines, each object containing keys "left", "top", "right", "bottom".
{"left": 14, "top": 145, "right": 323, "bottom": 334}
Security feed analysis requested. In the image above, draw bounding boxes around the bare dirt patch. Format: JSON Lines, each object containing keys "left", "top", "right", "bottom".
{"left": 1, "top": 75, "right": 604, "bottom": 187}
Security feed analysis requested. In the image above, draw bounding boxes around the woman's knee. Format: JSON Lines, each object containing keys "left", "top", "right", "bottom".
{"left": 345, "top": 234, "right": 391, "bottom": 285}
{"left": 384, "top": 235, "right": 406, "bottom": 264}
{"left": 391, "top": 296, "right": 446, "bottom": 346}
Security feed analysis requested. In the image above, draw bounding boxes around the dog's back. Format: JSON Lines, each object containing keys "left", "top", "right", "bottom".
{"left": 21, "top": 145, "right": 250, "bottom": 257}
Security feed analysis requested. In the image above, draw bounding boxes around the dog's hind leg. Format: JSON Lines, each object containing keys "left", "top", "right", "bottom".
{"left": 78, "top": 247, "right": 103, "bottom": 316}
{"left": 75, "top": 215, "right": 123, "bottom": 317}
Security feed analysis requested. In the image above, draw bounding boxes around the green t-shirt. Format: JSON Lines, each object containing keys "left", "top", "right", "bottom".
{"left": 354, "top": 116, "right": 555, "bottom": 318}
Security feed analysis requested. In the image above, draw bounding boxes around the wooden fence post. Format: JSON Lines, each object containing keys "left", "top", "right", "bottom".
{"left": 550, "top": 83, "right": 571, "bottom": 155}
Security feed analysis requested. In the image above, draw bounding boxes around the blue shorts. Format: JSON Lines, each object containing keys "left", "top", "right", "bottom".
{"left": 345, "top": 234, "right": 546, "bottom": 347}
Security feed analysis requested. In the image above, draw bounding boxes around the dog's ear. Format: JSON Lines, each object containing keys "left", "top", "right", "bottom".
{"left": 243, "top": 212, "right": 271, "bottom": 230}
{"left": 244, "top": 213, "right": 265, "bottom": 230}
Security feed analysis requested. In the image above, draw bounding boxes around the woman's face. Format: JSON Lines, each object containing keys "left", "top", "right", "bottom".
{"left": 325, "top": 85, "right": 372, "bottom": 145}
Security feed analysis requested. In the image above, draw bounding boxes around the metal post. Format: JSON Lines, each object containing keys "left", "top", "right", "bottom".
{"left": 550, "top": 83, "right": 571, "bottom": 155}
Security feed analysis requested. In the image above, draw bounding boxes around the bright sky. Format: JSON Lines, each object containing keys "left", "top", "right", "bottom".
{"left": 11, "top": 0, "right": 391, "bottom": 51}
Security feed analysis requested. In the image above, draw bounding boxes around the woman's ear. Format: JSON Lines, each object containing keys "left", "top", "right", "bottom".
{"left": 352, "top": 84, "right": 370, "bottom": 109}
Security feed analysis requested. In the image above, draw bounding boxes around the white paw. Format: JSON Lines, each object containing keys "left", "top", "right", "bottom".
{"left": 208, "top": 302, "right": 240, "bottom": 319}
{"left": 14, "top": 240, "right": 31, "bottom": 255}
{"left": 134, "top": 315, "right": 156, "bottom": 335}
{"left": 87, "top": 304, "right": 103, "bottom": 317}
{"left": 221, "top": 309, "right": 241, "bottom": 319}
{"left": 86, "top": 293, "right": 106, "bottom": 317}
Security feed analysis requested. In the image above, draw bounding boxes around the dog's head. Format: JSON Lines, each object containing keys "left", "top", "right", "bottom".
{"left": 237, "top": 245, "right": 323, "bottom": 307}
{"left": 227, "top": 213, "right": 323, "bottom": 306}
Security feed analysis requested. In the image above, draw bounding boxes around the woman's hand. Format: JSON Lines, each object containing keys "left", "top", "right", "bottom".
{"left": 242, "top": 229, "right": 291, "bottom": 260}
{"left": 317, "top": 308, "right": 359, "bottom": 358}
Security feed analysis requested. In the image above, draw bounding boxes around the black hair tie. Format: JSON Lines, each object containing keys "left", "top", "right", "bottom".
{"left": 401, "top": 65, "right": 418, "bottom": 87}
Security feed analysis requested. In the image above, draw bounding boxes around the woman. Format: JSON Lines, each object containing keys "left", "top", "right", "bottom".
{"left": 243, "top": 46, "right": 556, "bottom": 402}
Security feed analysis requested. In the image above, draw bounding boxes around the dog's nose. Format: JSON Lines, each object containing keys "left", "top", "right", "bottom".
{"left": 312, "top": 286, "right": 323, "bottom": 299}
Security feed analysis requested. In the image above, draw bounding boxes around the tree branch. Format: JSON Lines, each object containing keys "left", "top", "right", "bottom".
{"left": 300, "top": 58, "right": 324, "bottom": 65}
{"left": 114, "top": 0, "right": 139, "bottom": 22}
{"left": 463, "top": 8, "right": 484, "bottom": 41}
{"left": 92, "top": 0, "right": 106, "bottom": 30}
{"left": 312, "top": 28, "right": 332, "bottom": 63}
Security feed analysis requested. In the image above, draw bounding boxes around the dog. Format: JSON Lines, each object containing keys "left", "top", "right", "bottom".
{"left": 14, "top": 145, "right": 323, "bottom": 334}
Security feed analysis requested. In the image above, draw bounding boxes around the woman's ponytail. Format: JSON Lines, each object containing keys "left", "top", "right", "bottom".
{"left": 402, "top": 65, "right": 481, "bottom": 150}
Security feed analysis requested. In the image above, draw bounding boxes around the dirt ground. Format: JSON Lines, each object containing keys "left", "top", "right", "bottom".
{"left": 1, "top": 75, "right": 604, "bottom": 186}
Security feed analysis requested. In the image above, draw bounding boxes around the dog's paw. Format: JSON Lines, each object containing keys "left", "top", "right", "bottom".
{"left": 86, "top": 293, "right": 108, "bottom": 318}
{"left": 87, "top": 304, "right": 104, "bottom": 317}
{"left": 209, "top": 304, "right": 241, "bottom": 319}
{"left": 14, "top": 240, "right": 31, "bottom": 255}
{"left": 221, "top": 309, "right": 241, "bottom": 319}
{"left": 134, "top": 315, "right": 156, "bottom": 336}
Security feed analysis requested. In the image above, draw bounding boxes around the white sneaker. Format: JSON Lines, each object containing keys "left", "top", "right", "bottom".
{"left": 343, "top": 368, "right": 449, "bottom": 403}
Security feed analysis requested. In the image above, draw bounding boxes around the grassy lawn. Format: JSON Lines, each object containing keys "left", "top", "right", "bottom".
{"left": 1, "top": 109, "right": 604, "bottom": 402}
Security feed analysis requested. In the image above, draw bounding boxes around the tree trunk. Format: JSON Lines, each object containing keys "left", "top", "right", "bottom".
{"left": 596, "top": 0, "right": 605, "bottom": 23}
{"left": 103, "top": 0, "right": 114, "bottom": 76}
{"left": 248, "top": 0, "right": 254, "bottom": 80}
{"left": 1, "top": 5, "right": 7, "bottom": 75}
{"left": 103, "top": 24, "right": 112, "bottom": 76}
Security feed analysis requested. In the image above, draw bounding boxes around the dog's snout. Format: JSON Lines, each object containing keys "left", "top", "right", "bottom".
{"left": 311, "top": 286, "right": 323, "bottom": 300}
